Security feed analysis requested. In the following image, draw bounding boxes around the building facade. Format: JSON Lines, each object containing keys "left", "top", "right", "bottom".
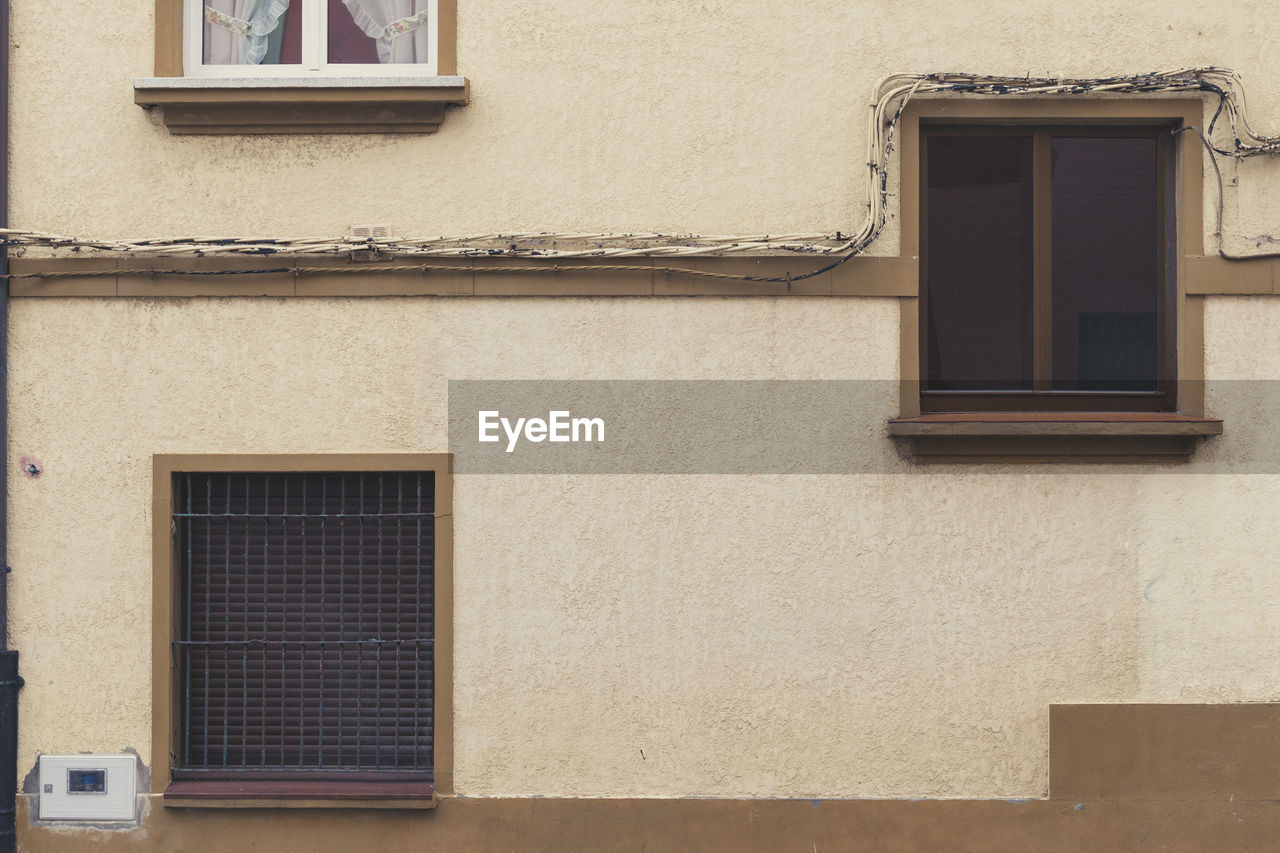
{"left": 8, "top": 1, "right": 1280, "bottom": 849}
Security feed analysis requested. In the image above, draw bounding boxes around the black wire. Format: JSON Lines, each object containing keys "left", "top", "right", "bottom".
{"left": 1174, "top": 125, "right": 1280, "bottom": 261}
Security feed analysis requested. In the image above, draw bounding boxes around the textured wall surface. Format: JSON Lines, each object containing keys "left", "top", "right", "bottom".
{"left": 7, "top": 296, "right": 1278, "bottom": 800}
{"left": 10, "top": 1, "right": 1280, "bottom": 248}
{"left": 8, "top": 0, "right": 1280, "bottom": 810}
{"left": 1129, "top": 298, "right": 1280, "bottom": 701}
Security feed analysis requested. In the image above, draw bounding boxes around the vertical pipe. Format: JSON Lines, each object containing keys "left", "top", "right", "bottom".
{"left": 0, "top": 0, "right": 21, "bottom": 849}
{"left": 0, "top": 654, "right": 15, "bottom": 853}
{"left": 0, "top": 0, "right": 10, "bottom": 650}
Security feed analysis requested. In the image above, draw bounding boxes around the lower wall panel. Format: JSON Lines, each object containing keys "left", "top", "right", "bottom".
{"left": 18, "top": 795, "right": 1280, "bottom": 853}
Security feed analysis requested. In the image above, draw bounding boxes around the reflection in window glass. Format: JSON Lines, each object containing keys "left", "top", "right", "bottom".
{"left": 1051, "top": 137, "right": 1159, "bottom": 391}
{"left": 926, "top": 135, "right": 1035, "bottom": 391}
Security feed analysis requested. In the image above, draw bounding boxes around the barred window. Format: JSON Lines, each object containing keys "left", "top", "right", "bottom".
{"left": 169, "top": 470, "right": 436, "bottom": 795}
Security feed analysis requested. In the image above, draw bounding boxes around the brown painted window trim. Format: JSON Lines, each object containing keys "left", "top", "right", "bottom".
{"left": 152, "top": 455, "right": 454, "bottom": 809}
{"left": 144, "top": 0, "right": 465, "bottom": 134}
{"left": 893, "top": 98, "right": 1217, "bottom": 462}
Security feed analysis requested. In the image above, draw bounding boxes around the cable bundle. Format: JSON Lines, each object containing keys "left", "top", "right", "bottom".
{"left": 6, "top": 67, "right": 1279, "bottom": 280}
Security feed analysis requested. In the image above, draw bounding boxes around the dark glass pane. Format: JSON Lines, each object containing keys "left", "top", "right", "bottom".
{"left": 279, "top": 0, "right": 304, "bottom": 64}
{"left": 328, "top": 0, "right": 381, "bottom": 63}
{"left": 1051, "top": 137, "right": 1159, "bottom": 391}
{"left": 926, "top": 135, "right": 1034, "bottom": 390}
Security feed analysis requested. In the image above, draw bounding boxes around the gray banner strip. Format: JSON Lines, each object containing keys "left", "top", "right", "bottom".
{"left": 447, "top": 380, "right": 1276, "bottom": 474}
{"left": 449, "top": 380, "right": 895, "bottom": 473}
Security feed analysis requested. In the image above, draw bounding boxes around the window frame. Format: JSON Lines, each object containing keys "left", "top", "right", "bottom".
{"left": 151, "top": 454, "right": 453, "bottom": 808}
{"left": 184, "top": 0, "right": 443, "bottom": 78}
{"left": 138, "top": 0, "right": 466, "bottom": 134}
{"left": 889, "top": 98, "right": 1223, "bottom": 461}
{"left": 918, "top": 123, "right": 1177, "bottom": 413}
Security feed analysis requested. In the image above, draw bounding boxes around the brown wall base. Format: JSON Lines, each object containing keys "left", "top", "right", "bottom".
{"left": 20, "top": 704, "right": 1280, "bottom": 852}
{"left": 18, "top": 794, "right": 1280, "bottom": 853}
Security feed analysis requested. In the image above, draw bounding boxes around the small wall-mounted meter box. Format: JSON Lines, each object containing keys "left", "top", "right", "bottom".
{"left": 37, "top": 754, "right": 137, "bottom": 821}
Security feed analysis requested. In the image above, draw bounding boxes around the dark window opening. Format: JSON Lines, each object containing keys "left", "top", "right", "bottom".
{"left": 922, "top": 126, "right": 1173, "bottom": 411}
{"left": 172, "top": 471, "right": 435, "bottom": 778}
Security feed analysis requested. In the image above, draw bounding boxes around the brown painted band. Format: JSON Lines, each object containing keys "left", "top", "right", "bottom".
{"left": 1184, "top": 255, "right": 1279, "bottom": 293}
{"left": 19, "top": 795, "right": 1280, "bottom": 852}
{"left": 1051, "top": 703, "right": 1280, "bottom": 800}
{"left": 7, "top": 255, "right": 917, "bottom": 297}
{"left": 15, "top": 253, "right": 1280, "bottom": 297}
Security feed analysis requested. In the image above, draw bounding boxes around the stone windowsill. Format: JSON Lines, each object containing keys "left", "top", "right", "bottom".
{"left": 133, "top": 76, "right": 470, "bottom": 135}
{"left": 888, "top": 411, "right": 1224, "bottom": 463}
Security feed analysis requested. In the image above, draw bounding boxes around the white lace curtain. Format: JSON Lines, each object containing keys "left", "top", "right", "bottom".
{"left": 203, "top": 0, "right": 290, "bottom": 65}
{"left": 202, "top": 0, "right": 430, "bottom": 65}
{"left": 341, "top": 0, "right": 431, "bottom": 65}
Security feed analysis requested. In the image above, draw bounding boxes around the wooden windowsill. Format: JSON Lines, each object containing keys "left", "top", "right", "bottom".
{"left": 888, "top": 412, "right": 1224, "bottom": 463}
{"left": 163, "top": 779, "right": 436, "bottom": 809}
{"left": 133, "top": 77, "right": 469, "bottom": 135}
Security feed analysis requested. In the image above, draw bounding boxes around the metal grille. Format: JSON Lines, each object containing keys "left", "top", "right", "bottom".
{"left": 173, "top": 472, "right": 434, "bottom": 774}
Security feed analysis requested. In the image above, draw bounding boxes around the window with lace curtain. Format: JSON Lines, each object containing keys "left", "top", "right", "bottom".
{"left": 137, "top": 0, "right": 464, "bottom": 133}
{"left": 189, "top": 0, "right": 440, "bottom": 75}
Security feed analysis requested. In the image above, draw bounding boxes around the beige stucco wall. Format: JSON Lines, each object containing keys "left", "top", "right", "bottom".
{"left": 6, "top": 295, "right": 1278, "bottom": 800}
{"left": 1131, "top": 297, "right": 1280, "bottom": 701}
{"left": 8, "top": 0, "right": 1280, "bottom": 810}
{"left": 10, "top": 1, "right": 1280, "bottom": 250}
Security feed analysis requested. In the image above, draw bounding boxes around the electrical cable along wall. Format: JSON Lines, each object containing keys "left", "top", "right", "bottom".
{"left": 2, "top": 68, "right": 1280, "bottom": 286}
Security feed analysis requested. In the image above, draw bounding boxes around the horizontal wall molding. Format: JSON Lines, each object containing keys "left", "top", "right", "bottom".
{"left": 1185, "top": 255, "right": 1280, "bottom": 294}
{"left": 6, "top": 255, "right": 916, "bottom": 298}
{"left": 14, "top": 254, "right": 1280, "bottom": 298}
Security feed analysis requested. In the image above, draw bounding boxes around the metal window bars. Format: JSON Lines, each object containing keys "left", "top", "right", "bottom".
{"left": 173, "top": 471, "right": 434, "bottom": 774}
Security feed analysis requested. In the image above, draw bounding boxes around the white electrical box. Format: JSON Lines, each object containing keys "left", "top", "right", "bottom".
{"left": 37, "top": 754, "right": 137, "bottom": 821}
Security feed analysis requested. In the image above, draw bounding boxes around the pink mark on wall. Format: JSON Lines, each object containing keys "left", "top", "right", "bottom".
{"left": 19, "top": 456, "right": 41, "bottom": 478}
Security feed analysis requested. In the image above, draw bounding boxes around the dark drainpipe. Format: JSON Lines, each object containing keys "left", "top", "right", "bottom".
{"left": 0, "top": 0, "right": 20, "bottom": 848}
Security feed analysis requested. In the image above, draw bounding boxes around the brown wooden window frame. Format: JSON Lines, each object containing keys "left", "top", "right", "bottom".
{"left": 889, "top": 99, "right": 1223, "bottom": 462}
{"left": 152, "top": 455, "right": 453, "bottom": 808}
